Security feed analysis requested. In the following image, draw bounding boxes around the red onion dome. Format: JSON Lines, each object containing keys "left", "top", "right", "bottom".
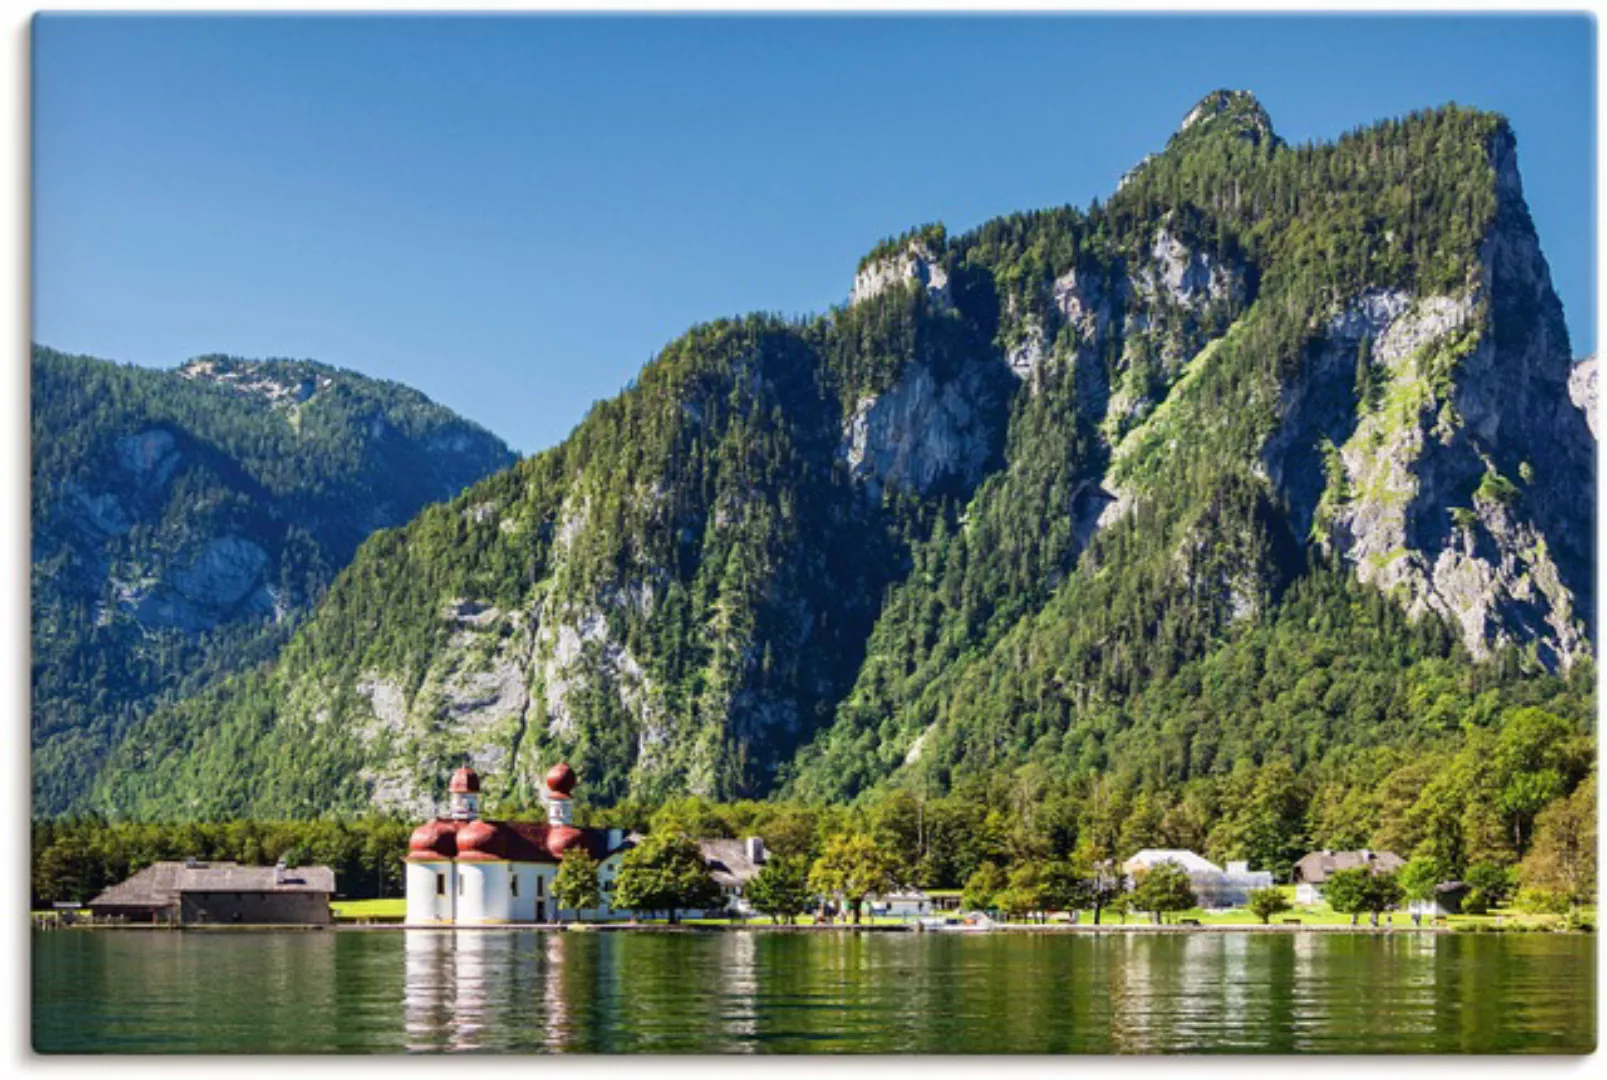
{"left": 545, "top": 762, "right": 577, "bottom": 797}
{"left": 407, "top": 820, "right": 458, "bottom": 860}
{"left": 546, "top": 825, "right": 588, "bottom": 859}
{"left": 455, "top": 819, "right": 498, "bottom": 854}
{"left": 448, "top": 766, "right": 481, "bottom": 794}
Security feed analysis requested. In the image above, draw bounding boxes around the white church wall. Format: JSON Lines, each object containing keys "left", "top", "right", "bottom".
{"left": 533, "top": 866, "right": 556, "bottom": 922}
{"left": 406, "top": 860, "right": 456, "bottom": 924}
{"left": 508, "top": 863, "right": 537, "bottom": 923}
{"left": 458, "top": 861, "right": 512, "bottom": 924}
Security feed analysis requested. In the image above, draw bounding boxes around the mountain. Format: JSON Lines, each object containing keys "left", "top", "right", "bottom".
{"left": 31, "top": 348, "right": 517, "bottom": 814}
{"left": 82, "top": 92, "right": 1595, "bottom": 820}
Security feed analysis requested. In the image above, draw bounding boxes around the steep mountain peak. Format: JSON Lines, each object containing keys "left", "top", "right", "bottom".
{"left": 1173, "top": 89, "right": 1277, "bottom": 147}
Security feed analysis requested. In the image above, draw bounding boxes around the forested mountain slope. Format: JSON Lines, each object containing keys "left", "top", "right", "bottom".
{"left": 84, "top": 92, "right": 1595, "bottom": 820}
{"left": 32, "top": 349, "right": 516, "bottom": 813}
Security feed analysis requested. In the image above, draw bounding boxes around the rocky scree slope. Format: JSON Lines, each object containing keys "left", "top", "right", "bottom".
{"left": 32, "top": 349, "right": 515, "bottom": 813}
{"left": 87, "top": 91, "right": 1595, "bottom": 819}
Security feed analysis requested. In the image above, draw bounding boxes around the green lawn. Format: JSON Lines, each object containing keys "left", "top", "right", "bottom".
{"left": 331, "top": 898, "right": 407, "bottom": 920}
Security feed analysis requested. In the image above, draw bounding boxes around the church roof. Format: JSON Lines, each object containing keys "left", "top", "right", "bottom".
{"left": 409, "top": 762, "right": 630, "bottom": 864}
{"left": 407, "top": 818, "right": 629, "bottom": 863}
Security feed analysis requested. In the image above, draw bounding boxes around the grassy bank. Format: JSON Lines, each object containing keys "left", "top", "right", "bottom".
{"left": 327, "top": 892, "right": 1591, "bottom": 932}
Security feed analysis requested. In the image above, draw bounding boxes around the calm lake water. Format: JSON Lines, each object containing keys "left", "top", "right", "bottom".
{"left": 33, "top": 927, "right": 1595, "bottom": 1054}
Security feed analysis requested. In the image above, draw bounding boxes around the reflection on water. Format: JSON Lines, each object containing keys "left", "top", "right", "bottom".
{"left": 34, "top": 928, "right": 1596, "bottom": 1054}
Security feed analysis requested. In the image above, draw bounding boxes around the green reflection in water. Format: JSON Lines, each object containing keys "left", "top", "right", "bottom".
{"left": 32, "top": 928, "right": 1596, "bottom": 1054}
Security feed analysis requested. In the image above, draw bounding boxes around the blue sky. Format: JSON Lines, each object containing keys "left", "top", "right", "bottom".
{"left": 33, "top": 14, "right": 1596, "bottom": 454}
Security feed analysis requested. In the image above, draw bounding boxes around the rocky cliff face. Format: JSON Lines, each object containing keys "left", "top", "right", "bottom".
{"left": 1258, "top": 130, "right": 1594, "bottom": 669}
{"left": 1570, "top": 357, "right": 1597, "bottom": 437}
{"left": 839, "top": 361, "right": 998, "bottom": 500}
{"left": 851, "top": 240, "right": 951, "bottom": 309}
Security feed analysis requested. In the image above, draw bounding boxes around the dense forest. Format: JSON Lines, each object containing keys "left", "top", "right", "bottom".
{"left": 32, "top": 688, "right": 1593, "bottom": 914}
{"left": 39, "top": 92, "right": 1595, "bottom": 898}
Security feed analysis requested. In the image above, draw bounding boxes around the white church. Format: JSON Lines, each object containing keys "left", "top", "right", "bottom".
{"left": 404, "top": 762, "right": 635, "bottom": 925}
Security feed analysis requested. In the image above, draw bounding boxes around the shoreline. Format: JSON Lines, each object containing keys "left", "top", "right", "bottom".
{"left": 37, "top": 920, "right": 1504, "bottom": 935}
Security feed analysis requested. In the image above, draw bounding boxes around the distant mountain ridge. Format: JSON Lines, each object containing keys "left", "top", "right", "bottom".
{"left": 31, "top": 347, "right": 516, "bottom": 814}
{"left": 72, "top": 91, "right": 1595, "bottom": 820}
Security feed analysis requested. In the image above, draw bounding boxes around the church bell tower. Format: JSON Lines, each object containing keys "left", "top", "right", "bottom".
{"left": 448, "top": 766, "right": 481, "bottom": 820}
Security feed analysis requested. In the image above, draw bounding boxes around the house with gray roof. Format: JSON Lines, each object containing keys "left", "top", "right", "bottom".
{"left": 88, "top": 860, "right": 335, "bottom": 925}
{"left": 696, "top": 837, "right": 769, "bottom": 916}
{"left": 1291, "top": 849, "right": 1405, "bottom": 905}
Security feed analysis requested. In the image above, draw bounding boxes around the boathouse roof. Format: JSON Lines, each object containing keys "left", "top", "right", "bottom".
{"left": 88, "top": 861, "right": 335, "bottom": 911}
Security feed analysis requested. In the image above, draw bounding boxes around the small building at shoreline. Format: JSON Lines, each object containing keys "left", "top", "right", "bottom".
{"left": 1408, "top": 881, "right": 1471, "bottom": 918}
{"left": 870, "top": 890, "right": 933, "bottom": 918}
{"left": 88, "top": 859, "right": 334, "bottom": 924}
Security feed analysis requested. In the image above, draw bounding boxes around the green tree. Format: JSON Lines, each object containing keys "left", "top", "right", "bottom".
{"left": 1464, "top": 861, "right": 1516, "bottom": 907}
{"left": 553, "top": 850, "right": 602, "bottom": 918}
{"left": 1070, "top": 844, "right": 1124, "bottom": 925}
{"left": 31, "top": 833, "right": 94, "bottom": 906}
{"left": 1234, "top": 759, "right": 1309, "bottom": 882}
{"left": 1397, "top": 855, "right": 1448, "bottom": 907}
{"left": 613, "top": 832, "right": 722, "bottom": 923}
{"left": 961, "top": 861, "right": 1009, "bottom": 914}
{"left": 745, "top": 854, "right": 812, "bottom": 924}
{"left": 1117, "top": 792, "right": 1167, "bottom": 857}
{"left": 649, "top": 797, "right": 729, "bottom": 840}
{"left": 865, "top": 789, "right": 924, "bottom": 883}
{"left": 1039, "top": 858, "right": 1095, "bottom": 916}
{"left": 1247, "top": 887, "right": 1291, "bottom": 925}
{"left": 1494, "top": 708, "right": 1581, "bottom": 856}
{"left": 1365, "top": 872, "right": 1406, "bottom": 924}
{"left": 993, "top": 862, "right": 1047, "bottom": 922}
{"left": 1129, "top": 861, "right": 1197, "bottom": 924}
{"left": 757, "top": 806, "right": 820, "bottom": 859}
{"left": 808, "top": 833, "right": 894, "bottom": 924}
{"left": 1322, "top": 868, "right": 1372, "bottom": 926}
{"left": 1519, "top": 775, "right": 1596, "bottom": 912}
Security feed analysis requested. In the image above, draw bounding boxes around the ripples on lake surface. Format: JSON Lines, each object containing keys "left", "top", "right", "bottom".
{"left": 32, "top": 928, "right": 1595, "bottom": 1054}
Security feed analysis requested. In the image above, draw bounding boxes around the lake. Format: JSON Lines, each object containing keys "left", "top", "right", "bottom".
{"left": 32, "top": 927, "right": 1595, "bottom": 1054}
